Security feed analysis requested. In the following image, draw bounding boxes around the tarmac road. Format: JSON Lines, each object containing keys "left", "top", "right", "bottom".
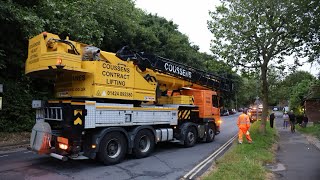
{"left": 0, "top": 113, "right": 239, "bottom": 180}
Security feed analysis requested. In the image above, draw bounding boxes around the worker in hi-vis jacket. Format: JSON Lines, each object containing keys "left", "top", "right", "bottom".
{"left": 237, "top": 109, "right": 253, "bottom": 144}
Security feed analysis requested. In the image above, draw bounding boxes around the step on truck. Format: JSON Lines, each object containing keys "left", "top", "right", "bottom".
{"left": 26, "top": 32, "right": 233, "bottom": 165}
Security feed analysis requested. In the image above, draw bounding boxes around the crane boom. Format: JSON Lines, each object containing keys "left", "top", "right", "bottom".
{"left": 116, "top": 48, "right": 232, "bottom": 92}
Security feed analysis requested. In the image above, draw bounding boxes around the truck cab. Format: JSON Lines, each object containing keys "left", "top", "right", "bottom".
{"left": 248, "top": 104, "right": 263, "bottom": 122}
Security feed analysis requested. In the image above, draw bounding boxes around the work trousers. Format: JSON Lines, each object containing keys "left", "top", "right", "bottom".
{"left": 290, "top": 121, "right": 295, "bottom": 133}
{"left": 283, "top": 120, "right": 289, "bottom": 128}
{"left": 238, "top": 127, "right": 252, "bottom": 143}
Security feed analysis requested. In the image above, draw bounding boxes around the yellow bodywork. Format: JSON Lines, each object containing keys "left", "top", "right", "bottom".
{"left": 157, "top": 95, "right": 194, "bottom": 105}
{"left": 26, "top": 33, "right": 156, "bottom": 101}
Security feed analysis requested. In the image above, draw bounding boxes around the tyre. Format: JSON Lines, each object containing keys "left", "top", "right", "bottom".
{"left": 184, "top": 126, "right": 197, "bottom": 147}
{"left": 205, "top": 124, "right": 215, "bottom": 143}
{"left": 98, "top": 132, "right": 127, "bottom": 165}
{"left": 133, "top": 129, "right": 155, "bottom": 158}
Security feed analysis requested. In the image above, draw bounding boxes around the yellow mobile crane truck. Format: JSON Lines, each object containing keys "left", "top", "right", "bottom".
{"left": 26, "top": 32, "right": 232, "bottom": 165}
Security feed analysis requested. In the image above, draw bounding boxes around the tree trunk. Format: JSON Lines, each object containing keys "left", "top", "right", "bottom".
{"left": 259, "top": 63, "right": 269, "bottom": 134}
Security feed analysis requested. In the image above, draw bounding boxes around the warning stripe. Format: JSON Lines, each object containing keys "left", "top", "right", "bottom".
{"left": 185, "top": 110, "right": 190, "bottom": 119}
{"left": 73, "top": 110, "right": 83, "bottom": 125}
{"left": 178, "top": 110, "right": 191, "bottom": 120}
{"left": 182, "top": 110, "right": 188, "bottom": 118}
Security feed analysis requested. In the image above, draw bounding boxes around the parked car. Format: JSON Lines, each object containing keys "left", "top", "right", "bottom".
{"left": 273, "top": 107, "right": 278, "bottom": 111}
{"left": 220, "top": 109, "right": 229, "bottom": 116}
{"left": 228, "top": 109, "right": 237, "bottom": 115}
{"left": 238, "top": 108, "right": 243, "bottom": 112}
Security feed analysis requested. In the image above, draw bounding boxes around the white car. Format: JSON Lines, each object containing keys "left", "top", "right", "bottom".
{"left": 273, "top": 107, "right": 278, "bottom": 111}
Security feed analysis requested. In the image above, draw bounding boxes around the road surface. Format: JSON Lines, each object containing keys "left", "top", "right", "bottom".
{"left": 0, "top": 114, "right": 239, "bottom": 180}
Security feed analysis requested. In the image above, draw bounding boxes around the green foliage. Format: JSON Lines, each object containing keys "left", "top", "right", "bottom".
{"left": 208, "top": 0, "right": 320, "bottom": 132}
{"left": 236, "top": 75, "right": 261, "bottom": 107}
{"left": 204, "top": 121, "right": 277, "bottom": 180}
{"left": 269, "top": 71, "right": 315, "bottom": 106}
{"left": 271, "top": 71, "right": 316, "bottom": 112}
{"left": 267, "top": 68, "right": 284, "bottom": 106}
{"left": 0, "top": 0, "right": 234, "bottom": 132}
{"left": 307, "top": 80, "right": 320, "bottom": 99}
{"left": 289, "top": 79, "right": 313, "bottom": 114}
{"left": 297, "top": 123, "right": 320, "bottom": 140}
{"left": 208, "top": 0, "right": 307, "bottom": 70}
{"left": 0, "top": 79, "right": 35, "bottom": 132}
{"left": 266, "top": 70, "right": 318, "bottom": 116}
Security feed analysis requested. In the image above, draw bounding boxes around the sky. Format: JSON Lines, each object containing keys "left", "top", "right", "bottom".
{"left": 135, "top": 0, "right": 319, "bottom": 76}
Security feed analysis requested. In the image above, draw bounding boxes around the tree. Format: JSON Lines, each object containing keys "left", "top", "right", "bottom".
{"left": 267, "top": 68, "right": 284, "bottom": 106}
{"left": 208, "top": 0, "right": 315, "bottom": 133}
{"left": 273, "top": 71, "right": 315, "bottom": 106}
{"left": 289, "top": 80, "right": 313, "bottom": 114}
{"left": 0, "top": 0, "right": 234, "bottom": 132}
{"left": 237, "top": 75, "right": 261, "bottom": 107}
{"left": 294, "top": 0, "right": 320, "bottom": 64}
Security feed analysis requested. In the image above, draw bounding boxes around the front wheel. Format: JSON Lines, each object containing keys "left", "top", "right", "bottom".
{"left": 184, "top": 127, "right": 197, "bottom": 147}
{"left": 98, "top": 132, "right": 127, "bottom": 165}
{"left": 205, "top": 125, "right": 215, "bottom": 143}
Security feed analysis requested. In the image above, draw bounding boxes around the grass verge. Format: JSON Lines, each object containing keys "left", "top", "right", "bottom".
{"left": 0, "top": 132, "right": 30, "bottom": 146}
{"left": 203, "top": 121, "right": 278, "bottom": 180}
{"left": 296, "top": 123, "right": 320, "bottom": 139}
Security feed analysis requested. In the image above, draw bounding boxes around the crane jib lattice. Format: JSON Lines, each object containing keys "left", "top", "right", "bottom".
{"left": 115, "top": 47, "right": 232, "bottom": 92}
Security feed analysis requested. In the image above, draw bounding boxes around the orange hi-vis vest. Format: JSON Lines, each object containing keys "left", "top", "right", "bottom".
{"left": 237, "top": 113, "right": 250, "bottom": 129}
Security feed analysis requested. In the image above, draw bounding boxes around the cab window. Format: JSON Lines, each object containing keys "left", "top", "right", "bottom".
{"left": 212, "top": 95, "right": 219, "bottom": 107}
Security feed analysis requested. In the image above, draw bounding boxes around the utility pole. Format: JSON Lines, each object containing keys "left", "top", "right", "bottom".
{"left": 255, "top": 70, "right": 260, "bottom": 120}
{"left": 235, "top": 92, "right": 238, "bottom": 110}
{"left": 0, "top": 84, "right": 3, "bottom": 110}
{"left": 255, "top": 96, "right": 259, "bottom": 120}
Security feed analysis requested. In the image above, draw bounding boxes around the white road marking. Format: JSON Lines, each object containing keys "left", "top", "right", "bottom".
{"left": 183, "top": 134, "right": 237, "bottom": 179}
{"left": 0, "top": 155, "right": 9, "bottom": 158}
{"left": 23, "top": 151, "right": 32, "bottom": 154}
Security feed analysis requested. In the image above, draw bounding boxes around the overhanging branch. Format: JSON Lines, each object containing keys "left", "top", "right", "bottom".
{"left": 236, "top": 62, "right": 260, "bottom": 69}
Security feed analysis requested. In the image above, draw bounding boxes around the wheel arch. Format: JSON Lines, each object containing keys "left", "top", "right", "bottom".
{"left": 128, "top": 125, "right": 156, "bottom": 147}
{"left": 211, "top": 118, "right": 220, "bottom": 135}
{"left": 179, "top": 122, "right": 198, "bottom": 141}
{"left": 92, "top": 127, "right": 130, "bottom": 153}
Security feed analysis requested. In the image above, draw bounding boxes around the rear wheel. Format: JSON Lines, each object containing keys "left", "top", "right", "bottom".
{"left": 184, "top": 127, "right": 197, "bottom": 147}
{"left": 133, "top": 129, "right": 155, "bottom": 158}
{"left": 98, "top": 132, "right": 127, "bottom": 165}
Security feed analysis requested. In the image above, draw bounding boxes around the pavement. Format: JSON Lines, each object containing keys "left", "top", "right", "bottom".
{"left": 269, "top": 114, "right": 320, "bottom": 180}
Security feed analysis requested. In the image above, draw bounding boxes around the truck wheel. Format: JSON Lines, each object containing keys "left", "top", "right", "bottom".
{"left": 205, "top": 125, "right": 215, "bottom": 143}
{"left": 133, "top": 129, "right": 155, "bottom": 158}
{"left": 184, "top": 127, "right": 197, "bottom": 147}
{"left": 98, "top": 132, "right": 127, "bottom": 165}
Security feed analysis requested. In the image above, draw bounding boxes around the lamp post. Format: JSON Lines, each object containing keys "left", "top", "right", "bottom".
{"left": 254, "top": 96, "right": 260, "bottom": 120}
{"left": 0, "top": 84, "right": 3, "bottom": 110}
